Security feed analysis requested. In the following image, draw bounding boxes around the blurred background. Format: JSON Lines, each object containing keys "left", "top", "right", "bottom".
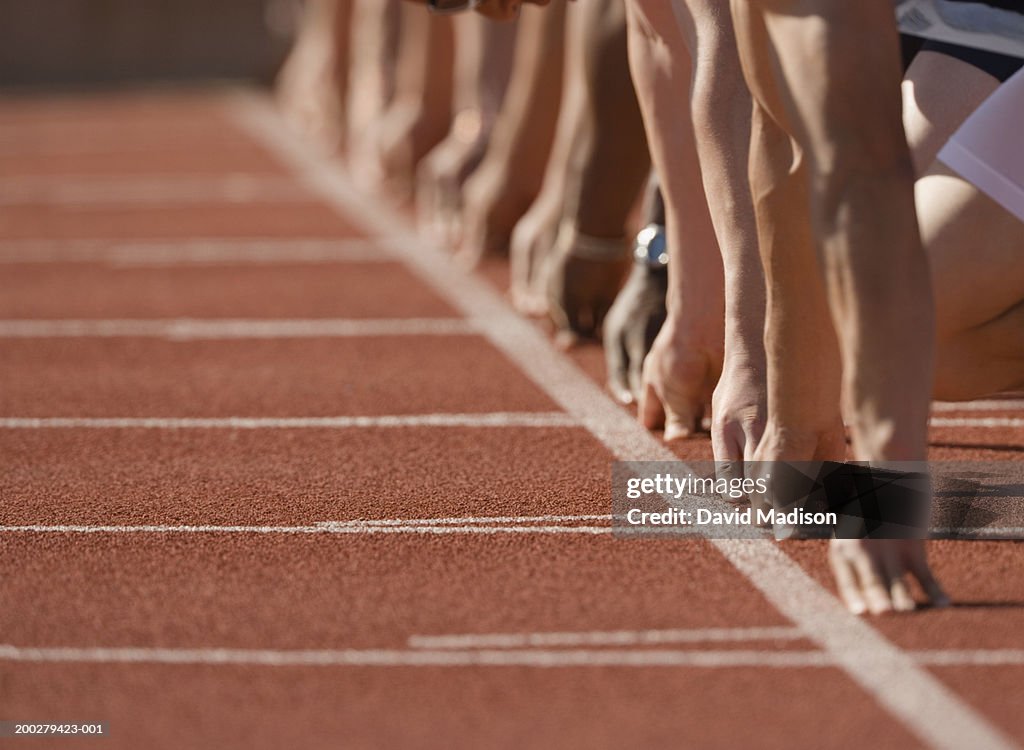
{"left": 0, "top": 0, "right": 295, "bottom": 88}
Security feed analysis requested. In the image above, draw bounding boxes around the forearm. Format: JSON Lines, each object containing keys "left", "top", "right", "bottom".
{"left": 451, "top": 15, "right": 518, "bottom": 125}
{"left": 748, "top": 98, "right": 843, "bottom": 434}
{"left": 393, "top": 7, "right": 455, "bottom": 120}
{"left": 569, "top": 0, "right": 651, "bottom": 241}
{"left": 820, "top": 171, "right": 934, "bottom": 460}
{"left": 524, "top": 0, "right": 588, "bottom": 219}
{"left": 794, "top": 5, "right": 933, "bottom": 460}
{"left": 485, "top": 1, "right": 568, "bottom": 202}
{"left": 303, "top": 0, "right": 353, "bottom": 63}
{"left": 626, "top": 0, "right": 723, "bottom": 328}
{"left": 686, "top": 1, "right": 764, "bottom": 364}
{"left": 347, "top": 0, "right": 400, "bottom": 113}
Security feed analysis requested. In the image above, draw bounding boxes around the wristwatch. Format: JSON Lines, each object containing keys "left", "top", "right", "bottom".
{"left": 633, "top": 223, "right": 668, "bottom": 270}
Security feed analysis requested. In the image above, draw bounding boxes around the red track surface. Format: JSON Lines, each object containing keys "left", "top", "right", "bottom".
{"left": 1, "top": 90, "right": 1023, "bottom": 749}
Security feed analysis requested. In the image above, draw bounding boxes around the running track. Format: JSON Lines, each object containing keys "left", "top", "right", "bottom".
{"left": 1, "top": 89, "right": 1023, "bottom": 749}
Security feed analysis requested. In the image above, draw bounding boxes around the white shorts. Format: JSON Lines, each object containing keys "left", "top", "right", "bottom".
{"left": 938, "top": 66, "right": 1024, "bottom": 223}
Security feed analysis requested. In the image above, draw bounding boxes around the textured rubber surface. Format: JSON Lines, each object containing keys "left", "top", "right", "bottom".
{"left": 1, "top": 427, "right": 609, "bottom": 524}
{"left": 2, "top": 90, "right": 1022, "bottom": 749}
{"left": 0, "top": 203, "right": 361, "bottom": 240}
{"left": 0, "top": 262, "right": 456, "bottom": 319}
{"left": 0, "top": 336, "right": 557, "bottom": 417}
{"left": 2, "top": 664, "right": 922, "bottom": 750}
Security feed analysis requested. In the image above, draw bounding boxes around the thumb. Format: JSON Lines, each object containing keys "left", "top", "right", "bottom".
{"left": 604, "top": 333, "right": 633, "bottom": 405}
{"left": 742, "top": 417, "right": 766, "bottom": 462}
{"left": 640, "top": 380, "right": 666, "bottom": 431}
{"left": 712, "top": 421, "right": 744, "bottom": 498}
{"left": 663, "top": 397, "right": 702, "bottom": 442}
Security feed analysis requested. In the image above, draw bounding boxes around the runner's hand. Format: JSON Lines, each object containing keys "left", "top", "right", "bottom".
{"left": 545, "top": 229, "right": 629, "bottom": 347}
{"left": 710, "top": 357, "right": 766, "bottom": 485}
{"left": 603, "top": 264, "right": 667, "bottom": 404}
{"left": 416, "top": 124, "right": 490, "bottom": 247}
{"left": 829, "top": 538, "right": 950, "bottom": 615}
{"left": 457, "top": 163, "right": 532, "bottom": 268}
{"left": 509, "top": 198, "right": 561, "bottom": 317}
{"left": 639, "top": 319, "right": 720, "bottom": 441}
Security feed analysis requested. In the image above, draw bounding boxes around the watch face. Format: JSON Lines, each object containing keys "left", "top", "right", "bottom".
{"left": 634, "top": 224, "right": 668, "bottom": 268}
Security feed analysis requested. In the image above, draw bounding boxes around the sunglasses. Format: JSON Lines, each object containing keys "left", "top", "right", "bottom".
{"left": 427, "top": 0, "right": 482, "bottom": 13}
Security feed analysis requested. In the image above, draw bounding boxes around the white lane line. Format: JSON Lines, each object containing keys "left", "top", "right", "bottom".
{"left": 1, "top": 515, "right": 613, "bottom": 536}
{"left": 0, "top": 238, "right": 391, "bottom": 265}
{"left": 931, "top": 417, "right": 1024, "bottom": 429}
{"left": 932, "top": 400, "right": 1024, "bottom": 413}
{"left": 1, "top": 644, "right": 1022, "bottom": 669}
{"left": 319, "top": 514, "right": 612, "bottom": 527}
{"left": 932, "top": 528, "right": 1024, "bottom": 540}
{"left": 0, "top": 413, "right": 578, "bottom": 430}
{"left": 0, "top": 319, "right": 474, "bottom": 340}
{"left": 0, "top": 644, "right": 830, "bottom": 668}
{"left": 3, "top": 519, "right": 1019, "bottom": 540}
{"left": 408, "top": 627, "right": 805, "bottom": 650}
{"left": 915, "top": 650, "right": 1024, "bottom": 667}
{"left": 0, "top": 175, "right": 311, "bottom": 206}
{"left": 0, "top": 126, "right": 242, "bottom": 155}
{"left": 230, "top": 93, "right": 1018, "bottom": 750}
{"left": 0, "top": 524, "right": 611, "bottom": 536}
